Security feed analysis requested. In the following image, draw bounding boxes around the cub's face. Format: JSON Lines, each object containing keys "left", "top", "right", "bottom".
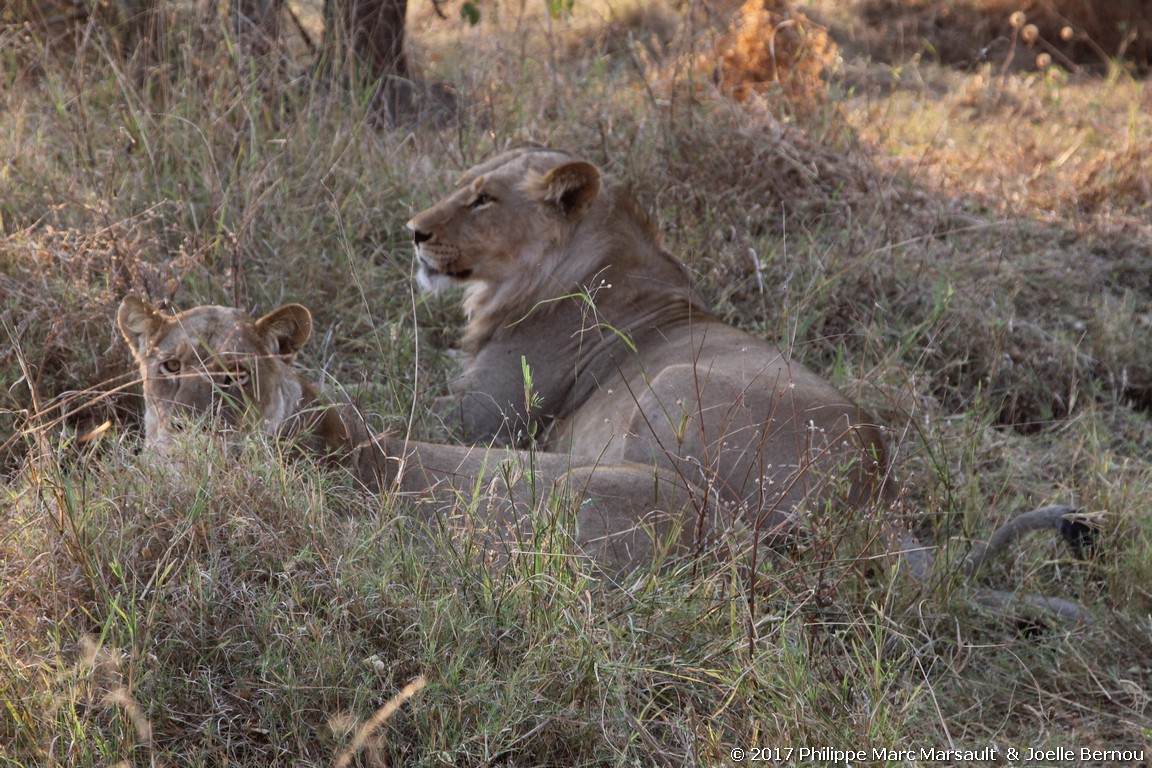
{"left": 117, "top": 296, "right": 311, "bottom": 453}
{"left": 406, "top": 148, "right": 601, "bottom": 293}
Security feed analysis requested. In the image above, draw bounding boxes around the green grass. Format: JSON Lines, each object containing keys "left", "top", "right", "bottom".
{"left": 3, "top": 1, "right": 1152, "bottom": 765}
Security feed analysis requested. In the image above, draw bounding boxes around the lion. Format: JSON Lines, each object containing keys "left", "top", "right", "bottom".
{"left": 407, "top": 147, "right": 1094, "bottom": 620}
{"left": 408, "top": 146, "right": 886, "bottom": 531}
{"left": 117, "top": 295, "right": 719, "bottom": 572}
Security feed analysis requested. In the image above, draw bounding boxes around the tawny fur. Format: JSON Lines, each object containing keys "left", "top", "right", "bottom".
{"left": 408, "top": 147, "right": 885, "bottom": 533}
{"left": 407, "top": 148, "right": 1093, "bottom": 621}
{"left": 117, "top": 295, "right": 720, "bottom": 574}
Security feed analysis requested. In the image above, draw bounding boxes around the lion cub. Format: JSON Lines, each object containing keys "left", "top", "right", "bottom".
{"left": 117, "top": 295, "right": 719, "bottom": 572}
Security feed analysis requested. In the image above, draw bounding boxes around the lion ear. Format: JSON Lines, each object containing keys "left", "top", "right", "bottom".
{"left": 118, "top": 295, "right": 168, "bottom": 357}
{"left": 256, "top": 304, "right": 313, "bottom": 356}
{"left": 536, "top": 161, "right": 600, "bottom": 220}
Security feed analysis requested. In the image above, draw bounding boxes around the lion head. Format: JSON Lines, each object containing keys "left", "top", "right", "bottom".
{"left": 407, "top": 147, "right": 647, "bottom": 346}
{"left": 118, "top": 295, "right": 313, "bottom": 453}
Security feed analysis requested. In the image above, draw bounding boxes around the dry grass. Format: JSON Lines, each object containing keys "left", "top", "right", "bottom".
{"left": 713, "top": 0, "right": 838, "bottom": 106}
{"left": 834, "top": 0, "right": 1152, "bottom": 72}
{"left": 3, "top": 0, "right": 1152, "bottom": 764}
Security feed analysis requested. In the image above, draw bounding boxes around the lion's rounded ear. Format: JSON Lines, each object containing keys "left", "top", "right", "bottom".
{"left": 118, "top": 295, "right": 167, "bottom": 354}
{"left": 536, "top": 161, "right": 600, "bottom": 220}
{"left": 257, "top": 304, "right": 313, "bottom": 356}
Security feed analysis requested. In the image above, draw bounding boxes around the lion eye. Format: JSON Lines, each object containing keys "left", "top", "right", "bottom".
{"left": 160, "top": 359, "right": 182, "bottom": 375}
{"left": 469, "top": 193, "right": 494, "bottom": 209}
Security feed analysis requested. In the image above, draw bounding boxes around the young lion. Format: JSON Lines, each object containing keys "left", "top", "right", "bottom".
{"left": 407, "top": 148, "right": 1093, "bottom": 620}
{"left": 408, "top": 146, "right": 885, "bottom": 531}
{"left": 117, "top": 295, "right": 719, "bottom": 572}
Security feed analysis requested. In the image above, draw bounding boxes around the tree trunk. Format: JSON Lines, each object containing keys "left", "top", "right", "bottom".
{"left": 325, "top": 0, "right": 412, "bottom": 122}
{"left": 230, "top": 0, "right": 284, "bottom": 56}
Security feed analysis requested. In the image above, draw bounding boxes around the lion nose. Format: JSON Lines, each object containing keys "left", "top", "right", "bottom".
{"left": 411, "top": 228, "right": 432, "bottom": 245}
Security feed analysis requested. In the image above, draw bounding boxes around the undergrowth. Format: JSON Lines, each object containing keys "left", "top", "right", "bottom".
{"left": 2, "top": 0, "right": 1151, "bottom": 764}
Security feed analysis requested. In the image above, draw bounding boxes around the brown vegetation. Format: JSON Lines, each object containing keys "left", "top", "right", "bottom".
{"left": 714, "top": 0, "right": 838, "bottom": 105}
{"left": 847, "top": 0, "right": 1152, "bottom": 71}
